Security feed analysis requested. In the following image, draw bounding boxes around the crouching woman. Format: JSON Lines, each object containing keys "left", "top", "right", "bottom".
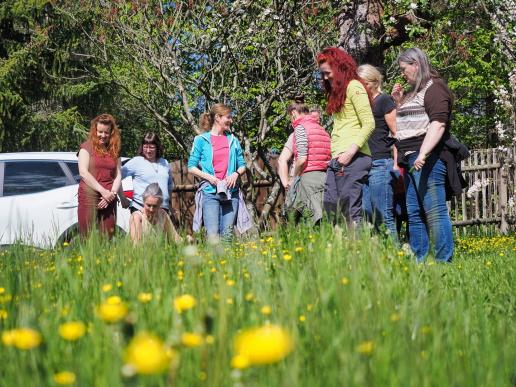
{"left": 129, "top": 183, "right": 180, "bottom": 243}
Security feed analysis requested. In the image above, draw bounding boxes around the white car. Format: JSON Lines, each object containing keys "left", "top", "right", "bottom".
{"left": 0, "top": 152, "right": 132, "bottom": 248}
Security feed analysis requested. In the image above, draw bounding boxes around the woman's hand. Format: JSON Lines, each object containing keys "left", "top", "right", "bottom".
{"left": 97, "top": 198, "right": 109, "bottom": 209}
{"left": 391, "top": 83, "right": 404, "bottom": 105}
{"left": 206, "top": 175, "right": 219, "bottom": 186}
{"left": 284, "top": 177, "right": 293, "bottom": 192}
{"left": 226, "top": 172, "right": 239, "bottom": 189}
{"left": 337, "top": 145, "right": 358, "bottom": 167}
{"left": 413, "top": 154, "right": 426, "bottom": 171}
{"left": 101, "top": 189, "right": 116, "bottom": 203}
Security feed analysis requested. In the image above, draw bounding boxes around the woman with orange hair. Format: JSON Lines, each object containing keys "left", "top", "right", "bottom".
{"left": 317, "top": 47, "right": 375, "bottom": 224}
{"left": 77, "top": 113, "right": 122, "bottom": 238}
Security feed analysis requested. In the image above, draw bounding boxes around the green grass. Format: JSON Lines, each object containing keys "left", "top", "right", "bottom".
{"left": 0, "top": 225, "right": 515, "bottom": 386}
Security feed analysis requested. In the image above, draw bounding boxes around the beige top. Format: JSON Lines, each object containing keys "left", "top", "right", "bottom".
{"left": 130, "top": 208, "right": 178, "bottom": 242}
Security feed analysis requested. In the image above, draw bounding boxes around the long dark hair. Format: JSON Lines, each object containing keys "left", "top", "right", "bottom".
{"left": 137, "top": 132, "right": 164, "bottom": 159}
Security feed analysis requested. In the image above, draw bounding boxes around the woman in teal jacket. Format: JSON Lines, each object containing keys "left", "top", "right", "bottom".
{"left": 188, "top": 103, "right": 246, "bottom": 239}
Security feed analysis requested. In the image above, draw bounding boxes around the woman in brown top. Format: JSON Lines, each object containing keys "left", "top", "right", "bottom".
{"left": 392, "top": 48, "right": 453, "bottom": 262}
{"left": 78, "top": 113, "right": 122, "bottom": 238}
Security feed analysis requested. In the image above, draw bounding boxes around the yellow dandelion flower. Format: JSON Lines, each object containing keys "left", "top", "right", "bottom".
{"left": 0, "top": 287, "right": 4, "bottom": 294}
{"left": 283, "top": 254, "right": 292, "bottom": 261}
{"left": 226, "top": 298, "right": 234, "bottom": 305}
{"left": 2, "top": 330, "right": 16, "bottom": 346}
{"left": 245, "top": 293, "right": 254, "bottom": 302}
{"left": 299, "top": 315, "right": 306, "bottom": 322}
{"left": 420, "top": 325, "right": 432, "bottom": 334}
{"left": 226, "top": 279, "right": 235, "bottom": 286}
{"left": 101, "top": 284, "right": 113, "bottom": 292}
{"left": 137, "top": 293, "right": 153, "bottom": 303}
{"left": 341, "top": 277, "right": 350, "bottom": 285}
{"left": 53, "top": 371, "right": 76, "bottom": 385}
{"left": 9, "top": 328, "right": 42, "bottom": 350}
{"left": 294, "top": 247, "right": 303, "bottom": 253}
{"left": 233, "top": 325, "right": 293, "bottom": 367}
{"left": 390, "top": 313, "right": 401, "bottom": 322}
{"left": 116, "top": 281, "right": 123, "bottom": 287}
{"left": 356, "top": 340, "right": 374, "bottom": 355}
{"left": 106, "top": 296, "right": 122, "bottom": 305}
{"left": 485, "top": 261, "right": 492, "bottom": 267}
{"left": 62, "top": 242, "right": 70, "bottom": 247}
{"left": 58, "top": 321, "right": 86, "bottom": 341}
{"left": 260, "top": 305, "right": 272, "bottom": 315}
{"left": 181, "top": 333, "right": 204, "bottom": 347}
{"left": 125, "top": 332, "right": 176, "bottom": 375}
{"left": 205, "top": 335, "right": 215, "bottom": 345}
{"left": 0, "top": 309, "right": 7, "bottom": 320}
{"left": 97, "top": 299, "right": 128, "bottom": 323}
{"left": 173, "top": 294, "right": 196, "bottom": 313}
{"left": 231, "top": 354, "right": 250, "bottom": 369}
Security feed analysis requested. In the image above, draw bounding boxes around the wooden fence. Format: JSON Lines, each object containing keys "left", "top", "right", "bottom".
{"left": 450, "top": 146, "right": 516, "bottom": 233}
{"left": 169, "top": 146, "right": 516, "bottom": 233}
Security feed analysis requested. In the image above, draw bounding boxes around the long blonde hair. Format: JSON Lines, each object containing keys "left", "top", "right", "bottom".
{"left": 357, "top": 64, "right": 383, "bottom": 94}
{"left": 199, "top": 103, "right": 232, "bottom": 132}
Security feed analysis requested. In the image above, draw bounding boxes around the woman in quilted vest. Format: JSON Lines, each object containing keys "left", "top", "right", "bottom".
{"left": 392, "top": 47, "right": 454, "bottom": 262}
{"left": 283, "top": 97, "right": 331, "bottom": 224}
{"left": 317, "top": 47, "right": 375, "bottom": 225}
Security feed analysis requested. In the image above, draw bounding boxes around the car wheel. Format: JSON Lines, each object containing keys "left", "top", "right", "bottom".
{"left": 57, "top": 224, "right": 80, "bottom": 247}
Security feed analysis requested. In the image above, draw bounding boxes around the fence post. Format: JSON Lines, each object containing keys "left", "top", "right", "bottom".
{"left": 499, "top": 161, "right": 509, "bottom": 234}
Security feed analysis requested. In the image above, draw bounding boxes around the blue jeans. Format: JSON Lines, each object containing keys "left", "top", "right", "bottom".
{"left": 405, "top": 152, "right": 453, "bottom": 262}
{"left": 362, "top": 158, "right": 397, "bottom": 242}
{"left": 202, "top": 191, "right": 239, "bottom": 239}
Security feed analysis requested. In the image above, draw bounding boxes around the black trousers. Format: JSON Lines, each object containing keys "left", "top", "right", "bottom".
{"left": 323, "top": 153, "right": 372, "bottom": 224}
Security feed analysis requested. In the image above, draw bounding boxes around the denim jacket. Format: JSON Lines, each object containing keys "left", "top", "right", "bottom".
{"left": 187, "top": 131, "right": 246, "bottom": 194}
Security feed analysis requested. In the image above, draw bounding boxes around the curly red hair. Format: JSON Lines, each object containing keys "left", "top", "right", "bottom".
{"left": 317, "top": 47, "right": 370, "bottom": 114}
{"left": 88, "top": 113, "right": 121, "bottom": 159}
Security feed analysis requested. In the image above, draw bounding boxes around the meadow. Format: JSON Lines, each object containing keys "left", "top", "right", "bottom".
{"left": 0, "top": 224, "right": 515, "bottom": 387}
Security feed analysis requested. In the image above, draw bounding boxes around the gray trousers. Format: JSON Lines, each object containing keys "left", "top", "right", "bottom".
{"left": 323, "top": 153, "right": 372, "bottom": 223}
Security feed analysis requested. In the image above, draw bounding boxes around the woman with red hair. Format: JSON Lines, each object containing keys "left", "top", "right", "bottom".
{"left": 317, "top": 47, "right": 375, "bottom": 224}
{"left": 77, "top": 113, "right": 122, "bottom": 238}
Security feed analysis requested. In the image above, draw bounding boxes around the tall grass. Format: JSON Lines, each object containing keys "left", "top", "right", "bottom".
{"left": 0, "top": 224, "right": 514, "bottom": 386}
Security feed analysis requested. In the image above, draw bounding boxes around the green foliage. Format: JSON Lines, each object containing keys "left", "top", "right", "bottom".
{"left": 381, "top": 0, "right": 514, "bottom": 148}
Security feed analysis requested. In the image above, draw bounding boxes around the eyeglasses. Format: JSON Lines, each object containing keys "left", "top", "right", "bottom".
{"left": 143, "top": 144, "right": 157, "bottom": 149}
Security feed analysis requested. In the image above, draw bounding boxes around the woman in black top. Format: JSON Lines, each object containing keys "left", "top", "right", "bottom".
{"left": 358, "top": 64, "right": 398, "bottom": 241}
